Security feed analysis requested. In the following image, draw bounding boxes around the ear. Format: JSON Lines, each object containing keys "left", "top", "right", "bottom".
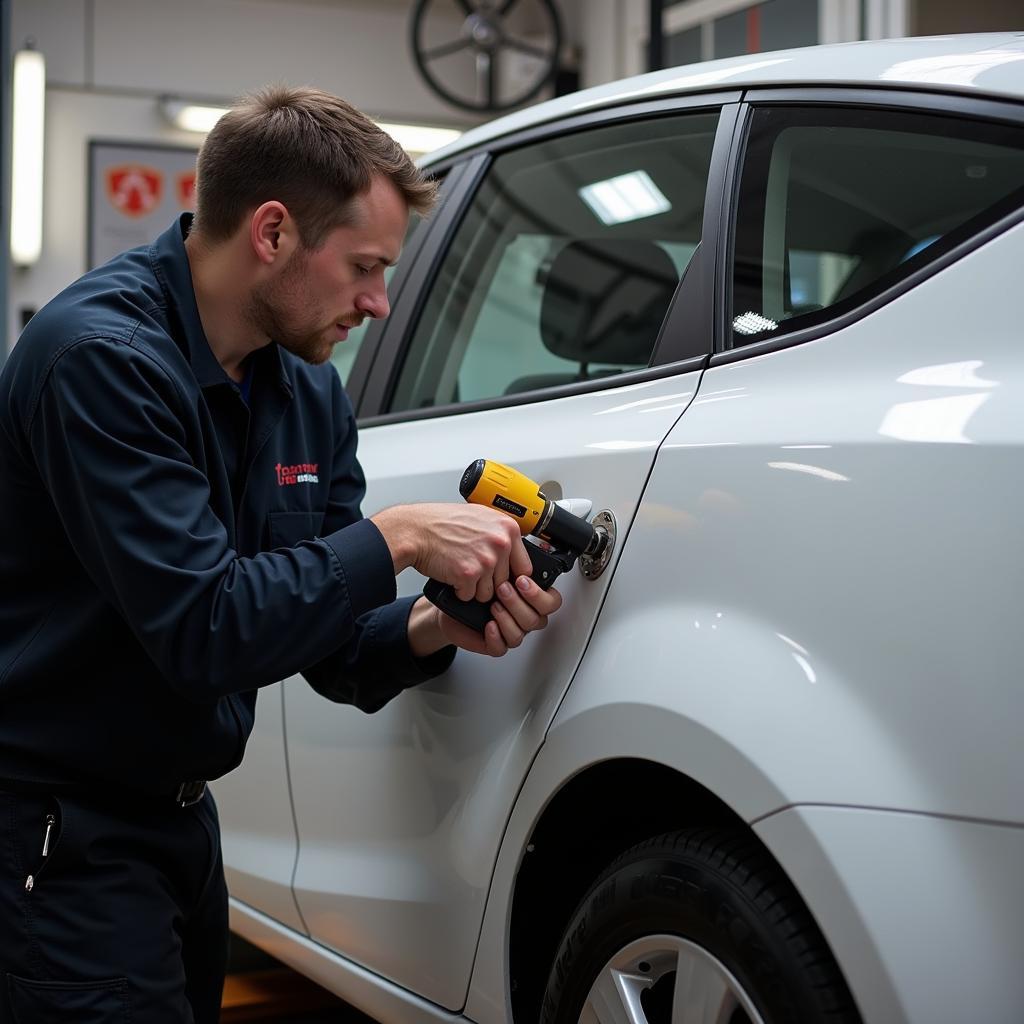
{"left": 249, "top": 201, "right": 299, "bottom": 266}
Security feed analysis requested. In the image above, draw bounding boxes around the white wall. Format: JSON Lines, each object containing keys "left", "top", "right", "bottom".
{"left": 579, "top": 0, "right": 649, "bottom": 87}
{"left": 6, "top": 0, "right": 481, "bottom": 348}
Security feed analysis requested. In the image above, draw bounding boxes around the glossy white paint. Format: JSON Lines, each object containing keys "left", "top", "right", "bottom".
{"left": 283, "top": 371, "right": 701, "bottom": 1010}
{"left": 427, "top": 34, "right": 1024, "bottom": 166}
{"left": 466, "top": 205, "right": 1024, "bottom": 1021}
{"left": 754, "top": 807, "right": 1024, "bottom": 1022}
{"left": 228, "top": 899, "right": 460, "bottom": 1024}
{"left": 564, "top": 219, "right": 1024, "bottom": 823}
{"left": 213, "top": 684, "right": 305, "bottom": 934}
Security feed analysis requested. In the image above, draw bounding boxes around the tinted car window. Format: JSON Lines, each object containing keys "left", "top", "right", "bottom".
{"left": 390, "top": 111, "right": 721, "bottom": 412}
{"left": 730, "top": 106, "right": 1024, "bottom": 346}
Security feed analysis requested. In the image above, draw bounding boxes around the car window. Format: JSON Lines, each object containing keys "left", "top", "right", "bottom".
{"left": 730, "top": 106, "right": 1024, "bottom": 345}
{"left": 329, "top": 213, "right": 423, "bottom": 385}
{"left": 389, "top": 111, "right": 721, "bottom": 412}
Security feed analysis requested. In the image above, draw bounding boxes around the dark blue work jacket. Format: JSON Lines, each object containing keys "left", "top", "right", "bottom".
{"left": 0, "top": 216, "right": 453, "bottom": 797}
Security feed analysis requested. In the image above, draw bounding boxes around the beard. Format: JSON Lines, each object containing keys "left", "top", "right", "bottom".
{"left": 246, "top": 248, "right": 337, "bottom": 365}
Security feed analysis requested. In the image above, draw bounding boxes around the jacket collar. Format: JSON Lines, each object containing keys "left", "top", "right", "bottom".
{"left": 149, "top": 214, "right": 292, "bottom": 396}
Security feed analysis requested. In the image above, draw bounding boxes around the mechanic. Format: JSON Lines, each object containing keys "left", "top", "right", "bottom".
{"left": 0, "top": 86, "right": 561, "bottom": 1023}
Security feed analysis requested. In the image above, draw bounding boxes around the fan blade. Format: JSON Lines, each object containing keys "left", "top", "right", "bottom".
{"left": 424, "top": 36, "right": 476, "bottom": 61}
{"left": 504, "top": 37, "right": 552, "bottom": 60}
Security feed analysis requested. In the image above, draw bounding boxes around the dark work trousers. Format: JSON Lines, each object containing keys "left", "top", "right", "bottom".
{"left": 0, "top": 786, "right": 228, "bottom": 1023}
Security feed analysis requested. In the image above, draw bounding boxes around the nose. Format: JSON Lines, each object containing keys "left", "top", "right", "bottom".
{"left": 356, "top": 279, "right": 390, "bottom": 320}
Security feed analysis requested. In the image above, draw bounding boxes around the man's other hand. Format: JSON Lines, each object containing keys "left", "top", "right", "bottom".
{"left": 407, "top": 576, "right": 562, "bottom": 659}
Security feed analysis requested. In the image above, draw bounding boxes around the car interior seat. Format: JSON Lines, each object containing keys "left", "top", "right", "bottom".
{"left": 503, "top": 238, "right": 680, "bottom": 396}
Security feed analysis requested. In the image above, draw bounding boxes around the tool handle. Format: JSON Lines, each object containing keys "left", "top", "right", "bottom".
{"left": 423, "top": 543, "right": 565, "bottom": 634}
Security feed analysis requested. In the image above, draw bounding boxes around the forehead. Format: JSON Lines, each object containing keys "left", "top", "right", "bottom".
{"left": 339, "top": 176, "right": 408, "bottom": 251}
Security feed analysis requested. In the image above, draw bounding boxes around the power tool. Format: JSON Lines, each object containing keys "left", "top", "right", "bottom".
{"left": 423, "top": 459, "right": 611, "bottom": 633}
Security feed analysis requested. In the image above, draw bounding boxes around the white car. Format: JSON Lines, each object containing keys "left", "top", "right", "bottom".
{"left": 214, "top": 34, "right": 1024, "bottom": 1024}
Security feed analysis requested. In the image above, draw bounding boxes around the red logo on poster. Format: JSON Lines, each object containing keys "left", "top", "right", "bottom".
{"left": 106, "top": 165, "right": 163, "bottom": 218}
{"left": 176, "top": 170, "right": 197, "bottom": 209}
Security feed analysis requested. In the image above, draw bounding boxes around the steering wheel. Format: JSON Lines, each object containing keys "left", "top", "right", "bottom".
{"left": 410, "top": 0, "right": 563, "bottom": 114}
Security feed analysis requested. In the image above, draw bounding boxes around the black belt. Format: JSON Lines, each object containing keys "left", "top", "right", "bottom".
{"left": 0, "top": 778, "right": 207, "bottom": 808}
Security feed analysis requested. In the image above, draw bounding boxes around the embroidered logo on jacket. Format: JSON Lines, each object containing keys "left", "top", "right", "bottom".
{"left": 276, "top": 462, "right": 320, "bottom": 486}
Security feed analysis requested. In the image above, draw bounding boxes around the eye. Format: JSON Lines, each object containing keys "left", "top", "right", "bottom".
{"left": 356, "top": 263, "right": 372, "bottom": 277}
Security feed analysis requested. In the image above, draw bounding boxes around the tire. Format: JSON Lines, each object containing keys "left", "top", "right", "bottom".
{"left": 539, "top": 827, "right": 862, "bottom": 1024}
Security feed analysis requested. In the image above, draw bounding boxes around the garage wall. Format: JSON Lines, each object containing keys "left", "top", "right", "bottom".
{"left": 911, "top": 0, "right": 1024, "bottom": 35}
{"left": 580, "top": 0, "right": 651, "bottom": 85}
{"left": 5, "top": 0, "right": 481, "bottom": 349}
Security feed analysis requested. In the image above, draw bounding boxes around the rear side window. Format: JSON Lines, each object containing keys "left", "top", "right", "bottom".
{"left": 730, "top": 105, "right": 1024, "bottom": 346}
{"left": 388, "top": 110, "right": 720, "bottom": 413}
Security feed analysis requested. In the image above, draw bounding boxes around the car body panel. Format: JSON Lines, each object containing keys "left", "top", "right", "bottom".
{"left": 753, "top": 806, "right": 1024, "bottom": 1023}
{"left": 283, "top": 370, "right": 703, "bottom": 1009}
{"left": 589, "top": 216, "right": 1024, "bottom": 823}
{"left": 228, "top": 898, "right": 460, "bottom": 1024}
{"left": 466, "top": 211, "right": 1024, "bottom": 1022}
{"left": 214, "top": 685, "right": 305, "bottom": 934}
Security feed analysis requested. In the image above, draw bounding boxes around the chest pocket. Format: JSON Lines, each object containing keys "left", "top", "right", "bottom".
{"left": 267, "top": 510, "right": 324, "bottom": 549}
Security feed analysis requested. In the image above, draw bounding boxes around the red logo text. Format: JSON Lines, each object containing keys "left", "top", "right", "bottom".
{"left": 276, "top": 462, "right": 319, "bottom": 486}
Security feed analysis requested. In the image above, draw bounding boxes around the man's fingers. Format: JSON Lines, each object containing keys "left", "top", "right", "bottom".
{"left": 453, "top": 562, "right": 481, "bottom": 603}
{"left": 513, "top": 575, "right": 562, "bottom": 614}
{"left": 490, "top": 600, "right": 526, "bottom": 648}
{"left": 483, "top": 620, "right": 508, "bottom": 657}
{"left": 483, "top": 542, "right": 511, "bottom": 605}
{"left": 495, "top": 581, "right": 545, "bottom": 633}
{"left": 509, "top": 537, "right": 532, "bottom": 580}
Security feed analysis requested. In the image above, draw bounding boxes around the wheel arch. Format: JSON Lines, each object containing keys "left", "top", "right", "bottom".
{"left": 463, "top": 685, "right": 894, "bottom": 1024}
{"left": 508, "top": 757, "right": 745, "bottom": 1023}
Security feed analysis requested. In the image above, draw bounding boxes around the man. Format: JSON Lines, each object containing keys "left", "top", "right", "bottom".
{"left": 0, "top": 86, "right": 561, "bottom": 1023}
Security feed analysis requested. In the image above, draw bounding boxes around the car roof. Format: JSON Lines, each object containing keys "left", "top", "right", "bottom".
{"left": 423, "top": 33, "right": 1024, "bottom": 166}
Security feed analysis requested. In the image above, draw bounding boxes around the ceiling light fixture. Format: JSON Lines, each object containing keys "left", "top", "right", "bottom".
{"left": 10, "top": 42, "right": 46, "bottom": 266}
{"left": 375, "top": 121, "right": 462, "bottom": 157}
{"left": 157, "top": 98, "right": 462, "bottom": 157}
{"left": 159, "top": 98, "right": 229, "bottom": 134}
{"left": 579, "top": 170, "right": 671, "bottom": 225}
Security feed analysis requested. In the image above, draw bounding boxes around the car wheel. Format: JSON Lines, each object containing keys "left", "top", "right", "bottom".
{"left": 539, "top": 827, "right": 861, "bottom": 1024}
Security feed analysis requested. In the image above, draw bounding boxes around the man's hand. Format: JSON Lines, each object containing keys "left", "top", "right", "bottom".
{"left": 372, "top": 502, "right": 533, "bottom": 603}
{"left": 408, "top": 575, "right": 563, "bottom": 659}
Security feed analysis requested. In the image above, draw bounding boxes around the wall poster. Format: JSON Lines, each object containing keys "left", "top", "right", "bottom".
{"left": 88, "top": 141, "right": 199, "bottom": 269}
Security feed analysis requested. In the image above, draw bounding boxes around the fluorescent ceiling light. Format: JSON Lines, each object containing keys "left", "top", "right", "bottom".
{"left": 157, "top": 99, "right": 460, "bottom": 158}
{"left": 376, "top": 122, "right": 462, "bottom": 156}
{"left": 11, "top": 46, "right": 46, "bottom": 266}
{"left": 160, "top": 99, "right": 229, "bottom": 133}
{"left": 579, "top": 170, "right": 671, "bottom": 226}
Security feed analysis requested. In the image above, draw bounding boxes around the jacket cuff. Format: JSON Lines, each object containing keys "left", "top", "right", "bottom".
{"left": 402, "top": 597, "right": 458, "bottom": 681}
{"left": 374, "top": 596, "right": 458, "bottom": 686}
{"left": 320, "top": 518, "right": 397, "bottom": 621}
{"left": 368, "top": 598, "right": 456, "bottom": 684}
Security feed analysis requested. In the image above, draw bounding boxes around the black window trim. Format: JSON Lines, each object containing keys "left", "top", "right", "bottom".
{"left": 421, "top": 89, "right": 744, "bottom": 175}
{"left": 357, "top": 353, "right": 710, "bottom": 429}
{"left": 355, "top": 153, "right": 490, "bottom": 417}
{"left": 357, "top": 93, "right": 743, "bottom": 426}
{"left": 343, "top": 162, "right": 468, "bottom": 413}
{"left": 711, "top": 86, "right": 1024, "bottom": 367}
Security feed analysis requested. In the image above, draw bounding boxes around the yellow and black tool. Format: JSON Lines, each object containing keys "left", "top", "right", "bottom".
{"left": 423, "top": 459, "right": 610, "bottom": 633}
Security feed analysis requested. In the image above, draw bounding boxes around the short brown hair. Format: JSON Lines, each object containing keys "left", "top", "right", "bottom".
{"left": 192, "top": 85, "right": 437, "bottom": 247}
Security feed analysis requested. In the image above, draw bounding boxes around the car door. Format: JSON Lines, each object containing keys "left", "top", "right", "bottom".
{"left": 283, "top": 95, "right": 739, "bottom": 1010}
{"left": 633, "top": 89, "right": 1024, "bottom": 819}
